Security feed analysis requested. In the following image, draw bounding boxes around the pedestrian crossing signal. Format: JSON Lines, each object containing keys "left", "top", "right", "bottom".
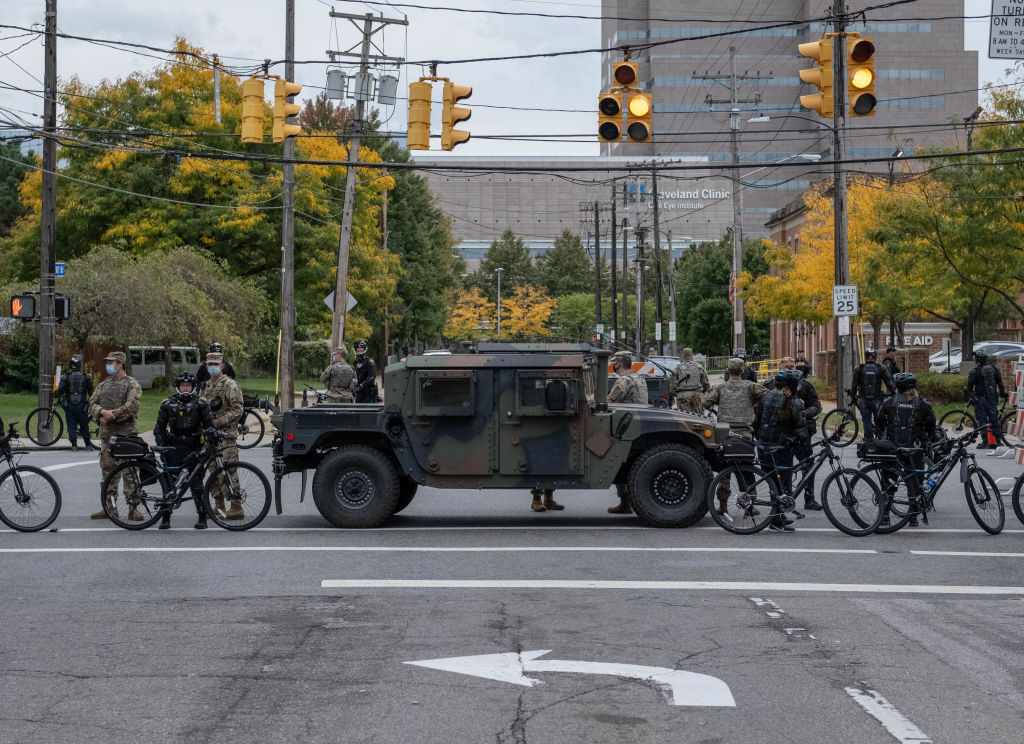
{"left": 10, "top": 295, "right": 35, "bottom": 319}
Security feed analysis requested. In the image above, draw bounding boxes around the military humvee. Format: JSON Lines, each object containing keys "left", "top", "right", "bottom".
{"left": 271, "top": 343, "right": 728, "bottom": 528}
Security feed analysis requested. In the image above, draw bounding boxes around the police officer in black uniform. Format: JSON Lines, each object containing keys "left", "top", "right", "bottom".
{"left": 353, "top": 340, "right": 379, "bottom": 403}
{"left": 966, "top": 352, "right": 1007, "bottom": 448}
{"left": 882, "top": 346, "right": 901, "bottom": 377}
{"left": 766, "top": 357, "right": 823, "bottom": 510}
{"left": 852, "top": 349, "right": 893, "bottom": 441}
{"left": 735, "top": 351, "right": 758, "bottom": 382}
{"left": 877, "top": 372, "right": 936, "bottom": 527}
{"left": 56, "top": 354, "right": 95, "bottom": 451}
{"left": 195, "top": 342, "right": 236, "bottom": 388}
{"left": 756, "top": 369, "right": 807, "bottom": 532}
{"left": 154, "top": 371, "right": 214, "bottom": 530}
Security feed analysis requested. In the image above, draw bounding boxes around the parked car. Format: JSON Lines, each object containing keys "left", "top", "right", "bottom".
{"left": 929, "top": 341, "right": 1024, "bottom": 374}
{"left": 128, "top": 346, "right": 201, "bottom": 389}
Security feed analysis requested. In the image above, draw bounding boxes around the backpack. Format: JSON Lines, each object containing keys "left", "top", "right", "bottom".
{"left": 861, "top": 363, "right": 880, "bottom": 399}
{"left": 66, "top": 372, "right": 85, "bottom": 406}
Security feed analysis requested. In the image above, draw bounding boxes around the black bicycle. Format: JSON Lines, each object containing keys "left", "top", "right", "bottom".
{"left": 706, "top": 435, "right": 884, "bottom": 536}
{"left": 1006, "top": 470, "right": 1024, "bottom": 527}
{"left": 938, "top": 394, "right": 1016, "bottom": 447}
{"left": 852, "top": 427, "right": 1004, "bottom": 534}
{"left": 0, "top": 421, "right": 62, "bottom": 531}
{"left": 24, "top": 403, "right": 100, "bottom": 447}
{"left": 820, "top": 389, "right": 860, "bottom": 447}
{"left": 101, "top": 429, "right": 272, "bottom": 531}
{"left": 302, "top": 384, "right": 329, "bottom": 405}
{"left": 236, "top": 394, "right": 270, "bottom": 449}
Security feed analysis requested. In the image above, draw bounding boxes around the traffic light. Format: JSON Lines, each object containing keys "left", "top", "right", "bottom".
{"left": 54, "top": 295, "right": 69, "bottom": 322}
{"left": 441, "top": 81, "right": 471, "bottom": 151}
{"left": 847, "top": 37, "right": 876, "bottom": 117}
{"left": 241, "top": 78, "right": 265, "bottom": 144}
{"left": 612, "top": 61, "right": 638, "bottom": 87}
{"left": 598, "top": 92, "right": 622, "bottom": 142}
{"left": 10, "top": 295, "right": 35, "bottom": 320}
{"left": 797, "top": 38, "right": 834, "bottom": 119}
{"left": 625, "top": 92, "right": 652, "bottom": 142}
{"left": 272, "top": 79, "right": 303, "bottom": 143}
{"left": 407, "top": 80, "right": 432, "bottom": 150}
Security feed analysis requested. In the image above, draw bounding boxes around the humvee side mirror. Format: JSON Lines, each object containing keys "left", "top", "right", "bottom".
{"left": 545, "top": 380, "right": 567, "bottom": 412}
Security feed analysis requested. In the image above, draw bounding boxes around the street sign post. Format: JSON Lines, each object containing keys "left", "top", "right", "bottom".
{"left": 833, "top": 285, "right": 859, "bottom": 316}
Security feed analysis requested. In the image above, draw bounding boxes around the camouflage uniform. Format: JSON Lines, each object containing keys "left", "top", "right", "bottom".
{"left": 203, "top": 356, "right": 244, "bottom": 518}
{"left": 608, "top": 372, "right": 648, "bottom": 404}
{"left": 88, "top": 356, "right": 142, "bottom": 514}
{"left": 703, "top": 359, "right": 766, "bottom": 511}
{"left": 672, "top": 359, "right": 710, "bottom": 414}
{"left": 320, "top": 348, "right": 356, "bottom": 403}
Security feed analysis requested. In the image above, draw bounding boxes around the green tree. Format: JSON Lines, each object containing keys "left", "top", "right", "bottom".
{"left": 0, "top": 139, "right": 32, "bottom": 237}
{"left": 469, "top": 228, "right": 536, "bottom": 301}
{"left": 536, "top": 229, "right": 593, "bottom": 296}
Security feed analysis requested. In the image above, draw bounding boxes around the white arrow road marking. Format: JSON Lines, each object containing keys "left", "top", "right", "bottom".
{"left": 42, "top": 461, "right": 94, "bottom": 472}
{"left": 845, "top": 687, "right": 932, "bottom": 743}
{"left": 405, "top": 650, "right": 736, "bottom": 707}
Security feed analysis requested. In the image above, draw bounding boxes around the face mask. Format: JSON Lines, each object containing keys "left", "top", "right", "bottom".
{"left": 208, "top": 365, "right": 221, "bottom": 376}
{"left": 105, "top": 364, "right": 116, "bottom": 375}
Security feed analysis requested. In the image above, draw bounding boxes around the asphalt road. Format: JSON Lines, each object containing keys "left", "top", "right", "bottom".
{"left": 1, "top": 444, "right": 1022, "bottom": 744}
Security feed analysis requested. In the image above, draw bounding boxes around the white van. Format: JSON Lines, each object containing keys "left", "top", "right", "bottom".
{"left": 128, "top": 346, "right": 201, "bottom": 389}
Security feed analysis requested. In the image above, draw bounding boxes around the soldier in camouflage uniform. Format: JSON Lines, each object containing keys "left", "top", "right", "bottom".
{"left": 320, "top": 346, "right": 356, "bottom": 402}
{"left": 671, "top": 347, "right": 710, "bottom": 414}
{"left": 608, "top": 350, "right": 648, "bottom": 514}
{"left": 88, "top": 351, "right": 143, "bottom": 520}
{"left": 202, "top": 352, "right": 245, "bottom": 520}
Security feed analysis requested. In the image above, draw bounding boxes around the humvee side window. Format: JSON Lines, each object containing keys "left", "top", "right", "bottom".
{"left": 545, "top": 380, "right": 567, "bottom": 412}
{"left": 516, "top": 372, "right": 576, "bottom": 415}
{"left": 519, "top": 377, "right": 545, "bottom": 408}
{"left": 415, "top": 372, "right": 475, "bottom": 416}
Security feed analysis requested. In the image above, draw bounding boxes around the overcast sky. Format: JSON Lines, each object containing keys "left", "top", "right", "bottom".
{"left": 0, "top": 1, "right": 1015, "bottom": 158}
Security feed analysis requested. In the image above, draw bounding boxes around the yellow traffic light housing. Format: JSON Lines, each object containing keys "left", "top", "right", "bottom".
{"left": 441, "top": 81, "right": 471, "bottom": 151}
{"left": 241, "top": 78, "right": 265, "bottom": 144}
{"left": 407, "top": 80, "right": 432, "bottom": 150}
{"left": 847, "top": 37, "right": 876, "bottom": 117}
{"left": 613, "top": 61, "right": 638, "bottom": 87}
{"left": 598, "top": 92, "right": 622, "bottom": 142}
{"left": 797, "top": 38, "right": 834, "bottom": 119}
{"left": 273, "top": 79, "right": 303, "bottom": 143}
{"left": 626, "top": 92, "right": 652, "bottom": 142}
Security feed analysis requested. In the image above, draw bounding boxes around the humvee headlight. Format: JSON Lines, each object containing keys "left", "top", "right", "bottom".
{"left": 704, "top": 429, "right": 713, "bottom": 438}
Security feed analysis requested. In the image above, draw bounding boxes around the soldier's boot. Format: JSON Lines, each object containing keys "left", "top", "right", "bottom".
{"left": 224, "top": 502, "right": 244, "bottom": 520}
{"left": 530, "top": 490, "right": 546, "bottom": 512}
{"left": 128, "top": 505, "right": 145, "bottom": 522}
{"left": 213, "top": 497, "right": 226, "bottom": 518}
{"left": 607, "top": 497, "right": 632, "bottom": 514}
{"left": 543, "top": 491, "right": 564, "bottom": 511}
{"left": 803, "top": 495, "right": 823, "bottom": 511}
{"left": 91, "top": 497, "right": 116, "bottom": 520}
{"left": 194, "top": 499, "right": 208, "bottom": 530}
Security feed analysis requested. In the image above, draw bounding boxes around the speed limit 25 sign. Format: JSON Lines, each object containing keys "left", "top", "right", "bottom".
{"left": 833, "top": 285, "right": 859, "bottom": 316}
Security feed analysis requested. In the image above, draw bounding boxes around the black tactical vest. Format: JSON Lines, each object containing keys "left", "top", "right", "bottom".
{"left": 166, "top": 397, "right": 205, "bottom": 441}
{"left": 861, "top": 363, "right": 881, "bottom": 399}
{"left": 66, "top": 372, "right": 86, "bottom": 405}
{"left": 893, "top": 396, "right": 921, "bottom": 446}
{"left": 758, "top": 390, "right": 786, "bottom": 444}
{"left": 981, "top": 364, "right": 998, "bottom": 401}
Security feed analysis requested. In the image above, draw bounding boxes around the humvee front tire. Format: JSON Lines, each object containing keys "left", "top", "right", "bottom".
{"left": 393, "top": 477, "right": 418, "bottom": 515}
{"left": 627, "top": 443, "right": 711, "bottom": 527}
{"left": 312, "top": 446, "right": 400, "bottom": 528}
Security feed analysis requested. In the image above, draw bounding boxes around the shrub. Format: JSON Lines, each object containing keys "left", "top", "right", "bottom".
{"left": 294, "top": 340, "right": 333, "bottom": 379}
{"left": 0, "top": 327, "right": 39, "bottom": 393}
{"left": 916, "top": 372, "right": 970, "bottom": 405}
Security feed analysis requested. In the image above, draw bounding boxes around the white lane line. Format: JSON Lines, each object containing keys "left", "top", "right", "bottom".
{"left": 0, "top": 546, "right": 877, "bottom": 554}
{"left": 23, "top": 525, "right": 1024, "bottom": 534}
{"left": 845, "top": 686, "right": 932, "bottom": 743}
{"left": 321, "top": 580, "right": 1024, "bottom": 595}
{"left": 42, "top": 461, "right": 95, "bottom": 472}
{"left": 911, "top": 550, "right": 1024, "bottom": 558}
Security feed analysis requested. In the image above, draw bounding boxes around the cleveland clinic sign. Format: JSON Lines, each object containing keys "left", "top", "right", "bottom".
{"left": 628, "top": 183, "right": 731, "bottom": 210}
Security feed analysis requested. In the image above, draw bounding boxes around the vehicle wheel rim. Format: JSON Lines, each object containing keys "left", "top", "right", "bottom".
{"left": 335, "top": 469, "right": 375, "bottom": 508}
{"left": 650, "top": 468, "right": 691, "bottom": 507}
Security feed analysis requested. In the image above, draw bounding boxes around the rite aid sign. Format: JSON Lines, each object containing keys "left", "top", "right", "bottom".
{"left": 833, "top": 285, "right": 859, "bottom": 316}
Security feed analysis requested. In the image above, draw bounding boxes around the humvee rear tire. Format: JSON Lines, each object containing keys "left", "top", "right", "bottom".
{"left": 393, "top": 477, "right": 418, "bottom": 515}
{"left": 312, "top": 446, "right": 400, "bottom": 528}
{"left": 626, "top": 443, "right": 711, "bottom": 527}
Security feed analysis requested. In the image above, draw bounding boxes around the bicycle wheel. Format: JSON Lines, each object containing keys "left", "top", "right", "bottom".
{"left": 820, "top": 467, "right": 884, "bottom": 536}
{"left": 964, "top": 466, "right": 1004, "bottom": 534}
{"left": 102, "top": 460, "right": 166, "bottom": 530}
{"left": 857, "top": 462, "right": 914, "bottom": 534}
{"left": 0, "top": 465, "right": 61, "bottom": 532}
{"left": 25, "top": 408, "right": 64, "bottom": 447}
{"left": 235, "top": 409, "right": 265, "bottom": 449}
{"left": 705, "top": 463, "right": 777, "bottom": 534}
{"left": 939, "top": 409, "right": 976, "bottom": 436}
{"left": 821, "top": 409, "right": 858, "bottom": 447}
{"left": 999, "top": 409, "right": 1020, "bottom": 448}
{"left": 203, "top": 461, "right": 271, "bottom": 531}
{"left": 1007, "top": 474, "right": 1024, "bottom": 528}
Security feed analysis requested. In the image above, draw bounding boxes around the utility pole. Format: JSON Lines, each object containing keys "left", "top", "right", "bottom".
{"left": 610, "top": 181, "right": 618, "bottom": 348}
{"left": 593, "top": 201, "right": 602, "bottom": 347}
{"left": 667, "top": 231, "right": 677, "bottom": 357}
{"left": 832, "top": 1, "right": 852, "bottom": 399}
{"left": 699, "top": 47, "right": 771, "bottom": 354}
{"left": 651, "top": 163, "right": 663, "bottom": 354}
{"left": 327, "top": 9, "right": 408, "bottom": 351}
{"left": 280, "top": 0, "right": 296, "bottom": 409}
{"left": 621, "top": 181, "right": 629, "bottom": 346}
{"left": 635, "top": 225, "right": 647, "bottom": 353}
{"left": 37, "top": 0, "right": 57, "bottom": 440}
{"left": 381, "top": 178, "right": 389, "bottom": 360}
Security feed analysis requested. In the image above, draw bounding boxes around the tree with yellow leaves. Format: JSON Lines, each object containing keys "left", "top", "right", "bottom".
{"left": 444, "top": 288, "right": 495, "bottom": 340}
{"left": 500, "top": 285, "right": 557, "bottom": 338}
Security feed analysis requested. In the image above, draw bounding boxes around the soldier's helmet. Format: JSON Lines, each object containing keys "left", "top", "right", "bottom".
{"left": 174, "top": 371, "right": 198, "bottom": 401}
{"left": 893, "top": 372, "right": 917, "bottom": 392}
{"left": 774, "top": 368, "right": 801, "bottom": 392}
{"left": 69, "top": 354, "right": 83, "bottom": 370}
{"left": 727, "top": 357, "right": 745, "bottom": 372}
{"left": 611, "top": 350, "right": 633, "bottom": 368}
{"left": 209, "top": 342, "right": 223, "bottom": 353}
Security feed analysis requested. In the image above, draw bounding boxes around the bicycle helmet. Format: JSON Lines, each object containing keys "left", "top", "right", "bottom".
{"left": 893, "top": 372, "right": 917, "bottom": 392}
{"left": 774, "top": 368, "right": 801, "bottom": 392}
{"left": 864, "top": 348, "right": 877, "bottom": 360}
{"left": 174, "top": 371, "right": 198, "bottom": 401}
{"left": 69, "top": 354, "right": 83, "bottom": 370}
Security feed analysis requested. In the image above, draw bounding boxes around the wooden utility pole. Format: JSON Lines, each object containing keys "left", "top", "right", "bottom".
{"left": 621, "top": 181, "right": 629, "bottom": 345}
{"left": 832, "top": 1, "right": 852, "bottom": 398}
{"left": 37, "top": 0, "right": 57, "bottom": 441}
{"left": 651, "top": 163, "right": 663, "bottom": 354}
{"left": 610, "top": 180, "right": 618, "bottom": 348}
{"left": 593, "top": 201, "right": 602, "bottom": 346}
{"left": 280, "top": 0, "right": 296, "bottom": 409}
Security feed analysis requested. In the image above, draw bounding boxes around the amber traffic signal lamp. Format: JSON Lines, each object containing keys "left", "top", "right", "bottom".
{"left": 273, "top": 79, "right": 303, "bottom": 143}
{"left": 626, "top": 92, "right": 652, "bottom": 142}
{"left": 441, "top": 81, "right": 472, "bottom": 151}
{"left": 847, "top": 37, "right": 876, "bottom": 116}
